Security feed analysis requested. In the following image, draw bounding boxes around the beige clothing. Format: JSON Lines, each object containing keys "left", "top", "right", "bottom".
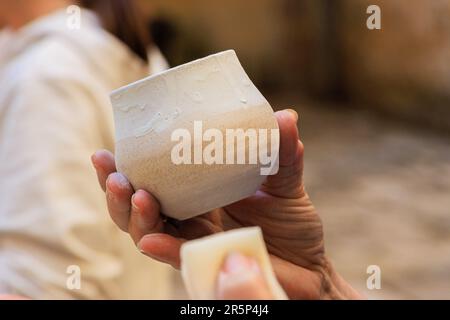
{"left": 0, "top": 9, "right": 172, "bottom": 299}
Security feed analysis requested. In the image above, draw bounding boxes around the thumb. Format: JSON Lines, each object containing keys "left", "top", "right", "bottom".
{"left": 263, "top": 109, "right": 305, "bottom": 198}
{"left": 215, "top": 252, "right": 274, "bottom": 300}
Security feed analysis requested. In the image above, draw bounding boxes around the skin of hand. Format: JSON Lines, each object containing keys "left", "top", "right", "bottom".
{"left": 216, "top": 252, "right": 274, "bottom": 300}
{"left": 91, "top": 109, "right": 362, "bottom": 300}
{"left": 0, "top": 295, "right": 28, "bottom": 300}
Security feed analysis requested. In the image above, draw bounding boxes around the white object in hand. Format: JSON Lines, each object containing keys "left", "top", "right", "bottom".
{"left": 180, "top": 227, "right": 288, "bottom": 300}
{"left": 110, "top": 50, "right": 279, "bottom": 221}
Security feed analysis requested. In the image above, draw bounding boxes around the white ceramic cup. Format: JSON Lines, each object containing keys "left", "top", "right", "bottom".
{"left": 110, "top": 50, "right": 279, "bottom": 220}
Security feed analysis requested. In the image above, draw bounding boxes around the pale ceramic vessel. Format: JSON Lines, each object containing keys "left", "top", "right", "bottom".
{"left": 110, "top": 50, "right": 278, "bottom": 220}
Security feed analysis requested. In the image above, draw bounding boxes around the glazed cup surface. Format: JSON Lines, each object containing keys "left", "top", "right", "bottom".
{"left": 111, "top": 50, "right": 279, "bottom": 220}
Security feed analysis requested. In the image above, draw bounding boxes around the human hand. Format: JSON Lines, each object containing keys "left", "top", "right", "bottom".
{"left": 215, "top": 252, "right": 274, "bottom": 300}
{"left": 91, "top": 109, "right": 361, "bottom": 299}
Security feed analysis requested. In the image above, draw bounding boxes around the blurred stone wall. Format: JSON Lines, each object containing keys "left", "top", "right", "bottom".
{"left": 144, "top": 0, "right": 450, "bottom": 130}
{"left": 336, "top": 0, "right": 450, "bottom": 131}
{"left": 281, "top": 0, "right": 342, "bottom": 97}
{"left": 144, "top": 0, "right": 285, "bottom": 88}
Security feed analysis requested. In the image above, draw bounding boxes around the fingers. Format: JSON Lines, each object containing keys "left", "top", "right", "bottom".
{"left": 92, "top": 150, "right": 167, "bottom": 248}
{"left": 216, "top": 253, "right": 274, "bottom": 300}
{"left": 92, "top": 150, "right": 163, "bottom": 238}
{"left": 128, "top": 190, "right": 164, "bottom": 244}
{"left": 175, "top": 215, "right": 223, "bottom": 240}
{"left": 275, "top": 109, "right": 300, "bottom": 167}
{"left": 263, "top": 109, "right": 305, "bottom": 198}
{"left": 91, "top": 150, "right": 116, "bottom": 192}
{"left": 105, "top": 173, "right": 134, "bottom": 232}
{"left": 138, "top": 233, "right": 185, "bottom": 269}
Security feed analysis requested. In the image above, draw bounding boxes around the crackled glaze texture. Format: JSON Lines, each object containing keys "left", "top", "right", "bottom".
{"left": 110, "top": 50, "right": 278, "bottom": 220}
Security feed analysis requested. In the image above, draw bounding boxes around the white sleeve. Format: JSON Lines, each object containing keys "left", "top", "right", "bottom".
{"left": 0, "top": 75, "right": 150, "bottom": 299}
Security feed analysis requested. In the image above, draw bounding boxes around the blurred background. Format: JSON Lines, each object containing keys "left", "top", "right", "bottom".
{"left": 1, "top": 0, "right": 449, "bottom": 300}
{"left": 142, "top": 0, "right": 450, "bottom": 299}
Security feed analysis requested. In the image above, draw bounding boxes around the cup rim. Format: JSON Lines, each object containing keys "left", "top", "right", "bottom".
{"left": 110, "top": 49, "right": 236, "bottom": 98}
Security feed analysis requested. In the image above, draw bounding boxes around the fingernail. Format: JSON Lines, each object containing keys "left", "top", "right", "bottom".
{"left": 91, "top": 153, "right": 99, "bottom": 169}
{"left": 286, "top": 109, "right": 298, "bottom": 121}
{"left": 105, "top": 176, "right": 112, "bottom": 193}
{"left": 137, "top": 236, "right": 151, "bottom": 253}
{"left": 132, "top": 193, "right": 150, "bottom": 230}
{"left": 131, "top": 194, "right": 140, "bottom": 212}
{"left": 216, "top": 253, "right": 261, "bottom": 299}
{"left": 137, "top": 238, "right": 145, "bottom": 252}
{"left": 222, "top": 252, "right": 259, "bottom": 275}
{"left": 115, "top": 173, "right": 129, "bottom": 188}
{"left": 137, "top": 236, "right": 169, "bottom": 264}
